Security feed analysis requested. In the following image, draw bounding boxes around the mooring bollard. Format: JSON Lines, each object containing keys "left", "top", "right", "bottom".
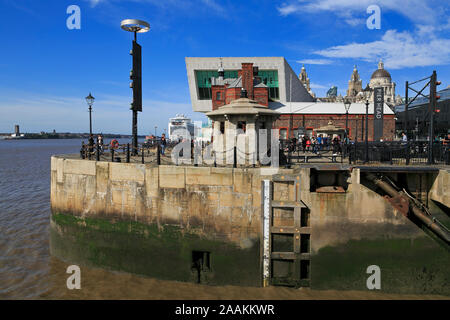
{"left": 111, "top": 149, "right": 115, "bottom": 162}
{"left": 126, "top": 143, "right": 130, "bottom": 163}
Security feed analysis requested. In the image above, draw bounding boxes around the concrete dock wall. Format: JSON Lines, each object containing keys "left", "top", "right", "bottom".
{"left": 50, "top": 156, "right": 449, "bottom": 294}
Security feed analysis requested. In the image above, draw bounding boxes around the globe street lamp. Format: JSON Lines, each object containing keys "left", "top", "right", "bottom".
{"left": 85, "top": 92, "right": 95, "bottom": 152}
{"left": 121, "top": 19, "right": 150, "bottom": 155}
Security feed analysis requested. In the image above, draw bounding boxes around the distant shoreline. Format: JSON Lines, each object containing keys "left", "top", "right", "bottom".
{"left": 0, "top": 133, "right": 146, "bottom": 140}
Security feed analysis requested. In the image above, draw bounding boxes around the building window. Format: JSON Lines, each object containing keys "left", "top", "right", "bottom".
{"left": 293, "top": 127, "right": 299, "bottom": 138}
{"left": 279, "top": 128, "right": 288, "bottom": 140}
{"left": 195, "top": 70, "right": 238, "bottom": 100}
{"left": 269, "top": 87, "right": 280, "bottom": 100}
{"left": 258, "top": 70, "right": 279, "bottom": 100}
{"left": 198, "top": 87, "right": 212, "bottom": 100}
{"left": 220, "top": 122, "right": 225, "bottom": 134}
{"left": 216, "top": 91, "right": 221, "bottom": 100}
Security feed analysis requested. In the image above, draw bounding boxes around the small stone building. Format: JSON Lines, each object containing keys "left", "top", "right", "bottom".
{"left": 206, "top": 90, "right": 280, "bottom": 165}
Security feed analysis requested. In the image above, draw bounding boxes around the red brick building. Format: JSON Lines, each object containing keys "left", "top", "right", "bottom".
{"left": 274, "top": 113, "right": 396, "bottom": 142}
{"left": 201, "top": 60, "right": 396, "bottom": 142}
{"left": 211, "top": 62, "right": 269, "bottom": 110}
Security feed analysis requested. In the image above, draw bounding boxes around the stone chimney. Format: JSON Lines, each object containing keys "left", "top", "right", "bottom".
{"left": 241, "top": 63, "right": 254, "bottom": 99}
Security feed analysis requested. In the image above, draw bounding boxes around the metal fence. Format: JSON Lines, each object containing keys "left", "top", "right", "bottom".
{"left": 348, "top": 141, "right": 450, "bottom": 165}
{"left": 80, "top": 140, "right": 450, "bottom": 167}
{"left": 80, "top": 142, "right": 165, "bottom": 164}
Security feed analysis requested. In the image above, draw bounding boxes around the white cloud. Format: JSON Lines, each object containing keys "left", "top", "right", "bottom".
{"left": 89, "top": 0, "right": 104, "bottom": 7}
{"left": 314, "top": 29, "right": 450, "bottom": 69}
{"left": 309, "top": 83, "right": 327, "bottom": 89}
{"left": 297, "top": 59, "right": 333, "bottom": 65}
{"left": 277, "top": 0, "right": 444, "bottom": 26}
{"left": 200, "top": 0, "right": 225, "bottom": 14}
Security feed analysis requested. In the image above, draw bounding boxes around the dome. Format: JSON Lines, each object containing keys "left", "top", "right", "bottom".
{"left": 371, "top": 59, "right": 391, "bottom": 79}
{"left": 371, "top": 68, "right": 391, "bottom": 79}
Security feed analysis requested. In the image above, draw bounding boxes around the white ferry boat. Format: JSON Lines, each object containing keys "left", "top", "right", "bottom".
{"left": 168, "top": 114, "right": 194, "bottom": 141}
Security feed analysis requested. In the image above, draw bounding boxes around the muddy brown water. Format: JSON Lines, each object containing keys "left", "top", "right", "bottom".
{"left": 0, "top": 139, "right": 447, "bottom": 300}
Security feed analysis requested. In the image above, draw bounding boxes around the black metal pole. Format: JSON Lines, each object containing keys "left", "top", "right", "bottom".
{"left": 404, "top": 81, "right": 409, "bottom": 138}
{"left": 361, "top": 115, "right": 364, "bottom": 141}
{"left": 345, "top": 110, "right": 349, "bottom": 158}
{"left": 428, "top": 71, "right": 436, "bottom": 165}
{"left": 365, "top": 100, "right": 369, "bottom": 163}
{"left": 132, "top": 110, "right": 138, "bottom": 156}
{"left": 89, "top": 106, "right": 93, "bottom": 137}
{"left": 355, "top": 116, "right": 358, "bottom": 143}
{"left": 345, "top": 110, "right": 349, "bottom": 142}
{"left": 157, "top": 143, "right": 161, "bottom": 165}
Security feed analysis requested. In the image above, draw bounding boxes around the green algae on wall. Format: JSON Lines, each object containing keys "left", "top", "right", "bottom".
{"left": 50, "top": 212, "right": 261, "bottom": 287}
{"left": 311, "top": 237, "right": 450, "bottom": 296}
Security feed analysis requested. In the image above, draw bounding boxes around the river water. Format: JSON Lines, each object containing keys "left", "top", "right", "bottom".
{"left": 0, "top": 139, "right": 446, "bottom": 300}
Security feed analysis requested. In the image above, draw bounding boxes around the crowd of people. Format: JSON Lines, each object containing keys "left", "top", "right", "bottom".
{"left": 283, "top": 134, "right": 343, "bottom": 155}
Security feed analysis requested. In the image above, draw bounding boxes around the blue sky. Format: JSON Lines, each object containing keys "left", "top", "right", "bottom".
{"left": 0, "top": 0, "right": 449, "bottom": 134}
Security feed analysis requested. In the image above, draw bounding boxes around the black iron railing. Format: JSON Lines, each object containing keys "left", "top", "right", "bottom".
{"left": 348, "top": 141, "right": 450, "bottom": 165}
{"left": 80, "top": 139, "right": 450, "bottom": 167}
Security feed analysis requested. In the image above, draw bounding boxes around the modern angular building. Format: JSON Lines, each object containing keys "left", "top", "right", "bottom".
{"left": 185, "top": 57, "right": 396, "bottom": 141}
{"left": 185, "top": 57, "right": 315, "bottom": 113}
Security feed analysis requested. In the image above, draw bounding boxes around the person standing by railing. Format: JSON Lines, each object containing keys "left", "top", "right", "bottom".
{"left": 160, "top": 133, "right": 167, "bottom": 156}
{"left": 402, "top": 132, "right": 408, "bottom": 142}
{"left": 97, "top": 134, "right": 104, "bottom": 154}
{"left": 306, "top": 136, "right": 311, "bottom": 152}
{"left": 317, "top": 134, "right": 322, "bottom": 151}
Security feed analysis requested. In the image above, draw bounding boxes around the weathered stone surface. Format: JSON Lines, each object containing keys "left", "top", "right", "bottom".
{"left": 159, "top": 165, "right": 185, "bottom": 188}
{"left": 110, "top": 162, "right": 145, "bottom": 182}
{"left": 430, "top": 169, "right": 450, "bottom": 208}
{"left": 64, "top": 159, "right": 96, "bottom": 176}
{"left": 50, "top": 156, "right": 449, "bottom": 293}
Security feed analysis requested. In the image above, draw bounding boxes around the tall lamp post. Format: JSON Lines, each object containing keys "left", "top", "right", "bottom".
{"left": 85, "top": 92, "right": 95, "bottom": 149}
{"left": 365, "top": 98, "right": 370, "bottom": 163}
{"left": 121, "top": 19, "right": 150, "bottom": 155}
{"left": 154, "top": 126, "right": 157, "bottom": 137}
{"left": 344, "top": 98, "right": 351, "bottom": 157}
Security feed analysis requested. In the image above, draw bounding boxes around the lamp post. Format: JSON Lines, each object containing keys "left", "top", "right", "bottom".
{"left": 121, "top": 19, "right": 150, "bottom": 155}
{"left": 154, "top": 125, "right": 157, "bottom": 137}
{"left": 365, "top": 99, "right": 370, "bottom": 163}
{"left": 344, "top": 99, "right": 351, "bottom": 140}
{"left": 355, "top": 115, "right": 358, "bottom": 142}
{"left": 344, "top": 98, "right": 351, "bottom": 157}
{"left": 85, "top": 92, "right": 95, "bottom": 150}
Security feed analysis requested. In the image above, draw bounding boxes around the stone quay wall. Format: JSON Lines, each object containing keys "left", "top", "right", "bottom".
{"left": 50, "top": 156, "right": 449, "bottom": 294}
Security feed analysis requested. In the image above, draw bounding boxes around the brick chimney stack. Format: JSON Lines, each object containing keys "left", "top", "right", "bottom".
{"left": 241, "top": 63, "right": 254, "bottom": 99}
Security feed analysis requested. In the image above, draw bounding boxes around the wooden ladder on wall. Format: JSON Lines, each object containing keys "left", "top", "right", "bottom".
{"left": 262, "top": 174, "right": 311, "bottom": 287}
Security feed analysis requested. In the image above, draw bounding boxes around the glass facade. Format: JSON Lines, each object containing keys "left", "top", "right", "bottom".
{"left": 195, "top": 69, "right": 279, "bottom": 100}
{"left": 258, "top": 70, "right": 279, "bottom": 100}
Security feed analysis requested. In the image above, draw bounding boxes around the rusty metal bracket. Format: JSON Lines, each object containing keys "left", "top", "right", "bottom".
{"left": 384, "top": 194, "right": 409, "bottom": 217}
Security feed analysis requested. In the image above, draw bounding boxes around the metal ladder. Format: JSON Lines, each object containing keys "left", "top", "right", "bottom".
{"left": 262, "top": 174, "right": 311, "bottom": 287}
